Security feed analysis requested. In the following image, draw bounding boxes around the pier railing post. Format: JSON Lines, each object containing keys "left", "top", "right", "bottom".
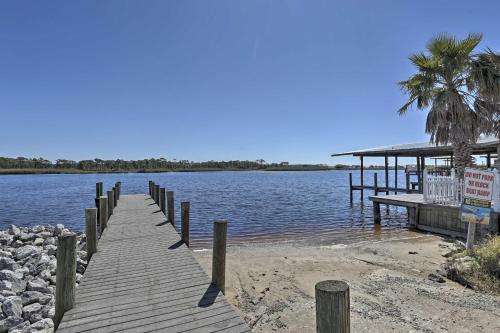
{"left": 107, "top": 190, "right": 114, "bottom": 218}
{"left": 212, "top": 220, "right": 227, "bottom": 293}
{"left": 149, "top": 181, "right": 153, "bottom": 196}
{"left": 95, "top": 182, "right": 101, "bottom": 200}
{"left": 154, "top": 185, "right": 160, "bottom": 205}
{"left": 85, "top": 208, "right": 98, "bottom": 261}
{"left": 374, "top": 173, "right": 378, "bottom": 196}
{"left": 315, "top": 280, "right": 350, "bottom": 333}
{"left": 160, "top": 188, "right": 166, "bottom": 215}
{"left": 181, "top": 202, "right": 190, "bottom": 247}
{"left": 348, "top": 173, "right": 353, "bottom": 202}
{"left": 54, "top": 234, "right": 77, "bottom": 330}
{"left": 167, "top": 191, "right": 175, "bottom": 226}
{"left": 99, "top": 196, "right": 108, "bottom": 233}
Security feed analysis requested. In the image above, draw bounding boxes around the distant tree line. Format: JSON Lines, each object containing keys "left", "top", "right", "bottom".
{"left": 0, "top": 156, "right": 296, "bottom": 171}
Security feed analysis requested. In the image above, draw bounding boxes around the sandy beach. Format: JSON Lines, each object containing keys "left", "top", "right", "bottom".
{"left": 194, "top": 231, "right": 500, "bottom": 333}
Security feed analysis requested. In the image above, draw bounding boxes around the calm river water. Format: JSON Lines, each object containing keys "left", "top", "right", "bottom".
{"left": 0, "top": 171, "right": 410, "bottom": 247}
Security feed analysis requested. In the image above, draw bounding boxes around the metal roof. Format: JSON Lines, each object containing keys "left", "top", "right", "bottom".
{"left": 331, "top": 137, "right": 498, "bottom": 157}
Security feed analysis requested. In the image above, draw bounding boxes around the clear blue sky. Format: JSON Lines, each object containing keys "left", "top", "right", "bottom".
{"left": 1, "top": 1, "right": 499, "bottom": 165}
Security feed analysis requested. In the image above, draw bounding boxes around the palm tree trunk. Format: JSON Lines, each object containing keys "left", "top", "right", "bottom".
{"left": 453, "top": 142, "right": 472, "bottom": 180}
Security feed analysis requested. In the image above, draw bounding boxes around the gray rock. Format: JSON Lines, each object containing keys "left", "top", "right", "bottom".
{"left": 21, "top": 292, "right": 51, "bottom": 306}
{"left": 2, "top": 296, "right": 23, "bottom": 318}
{"left": 0, "top": 291, "right": 16, "bottom": 297}
{"left": 36, "top": 232, "right": 52, "bottom": 240}
{"left": 30, "top": 318, "right": 53, "bottom": 331}
{"left": 76, "top": 258, "right": 87, "bottom": 274}
{"left": 428, "top": 273, "right": 446, "bottom": 283}
{"left": 13, "top": 269, "right": 28, "bottom": 280}
{"left": 28, "top": 313, "right": 42, "bottom": 324}
{"left": 22, "top": 303, "right": 41, "bottom": 322}
{"left": 0, "top": 251, "right": 12, "bottom": 259}
{"left": 31, "top": 226, "right": 45, "bottom": 234}
{"left": 41, "top": 238, "right": 54, "bottom": 247}
{"left": 7, "top": 320, "right": 30, "bottom": 333}
{"left": 10, "top": 241, "right": 23, "bottom": 249}
{"left": 32, "top": 239, "right": 44, "bottom": 247}
{"left": 0, "top": 281, "right": 13, "bottom": 292}
{"left": 44, "top": 246, "right": 56, "bottom": 257}
{"left": 38, "top": 270, "right": 51, "bottom": 282}
{"left": 40, "top": 306, "right": 54, "bottom": 319}
{"left": 53, "top": 225, "right": 64, "bottom": 237}
{"left": 18, "top": 233, "right": 36, "bottom": 243}
{"left": 14, "top": 247, "right": 39, "bottom": 261}
{"left": 0, "top": 271, "right": 26, "bottom": 293}
{"left": 26, "top": 280, "right": 50, "bottom": 294}
{"left": 7, "top": 226, "right": 20, "bottom": 237}
{"left": 0, "top": 316, "right": 23, "bottom": 333}
{"left": 0, "top": 233, "right": 13, "bottom": 247}
{"left": 0, "top": 258, "right": 19, "bottom": 271}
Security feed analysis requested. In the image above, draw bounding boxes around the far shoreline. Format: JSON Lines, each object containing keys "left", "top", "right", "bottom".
{"left": 0, "top": 166, "right": 400, "bottom": 175}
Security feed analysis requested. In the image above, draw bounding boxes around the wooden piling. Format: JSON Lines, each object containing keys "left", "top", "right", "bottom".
{"left": 107, "top": 190, "right": 114, "bottom": 218}
{"left": 373, "top": 202, "right": 381, "bottom": 224}
{"left": 149, "top": 181, "right": 153, "bottom": 196}
{"left": 99, "top": 196, "right": 108, "bottom": 233}
{"left": 112, "top": 187, "right": 117, "bottom": 207}
{"left": 315, "top": 280, "right": 350, "bottom": 333}
{"left": 54, "top": 234, "right": 77, "bottom": 329}
{"left": 167, "top": 191, "right": 174, "bottom": 226}
{"left": 374, "top": 173, "right": 378, "bottom": 196}
{"left": 384, "top": 155, "right": 389, "bottom": 195}
{"left": 181, "top": 201, "right": 190, "bottom": 247}
{"left": 160, "top": 188, "right": 166, "bottom": 215}
{"left": 154, "top": 185, "right": 160, "bottom": 205}
{"left": 85, "top": 208, "right": 97, "bottom": 261}
{"left": 360, "top": 156, "right": 364, "bottom": 199}
{"left": 394, "top": 156, "right": 398, "bottom": 194}
{"left": 95, "top": 183, "right": 101, "bottom": 199}
{"left": 212, "top": 220, "right": 227, "bottom": 294}
{"left": 348, "top": 173, "right": 353, "bottom": 202}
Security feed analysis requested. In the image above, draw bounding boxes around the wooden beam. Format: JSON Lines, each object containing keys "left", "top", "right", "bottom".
{"left": 394, "top": 156, "right": 398, "bottom": 194}
{"left": 384, "top": 155, "right": 389, "bottom": 195}
{"left": 360, "top": 156, "right": 364, "bottom": 200}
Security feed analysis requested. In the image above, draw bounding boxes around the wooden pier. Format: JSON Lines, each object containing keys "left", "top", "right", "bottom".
{"left": 57, "top": 193, "right": 250, "bottom": 333}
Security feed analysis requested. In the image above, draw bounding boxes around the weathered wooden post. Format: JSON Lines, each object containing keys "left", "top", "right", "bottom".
{"left": 315, "top": 280, "right": 350, "bottom": 333}
{"left": 373, "top": 201, "right": 381, "bottom": 224}
{"left": 95, "top": 182, "right": 101, "bottom": 200}
{"left": 348, "top": 173, "right": 353, "bottom": 202}
{"left": 112, "top": 187, "right": 118, "bottom": 207}
{"left": 54, "top": 234, "right": 77, "bottom": 329}
{"left": 212, "top": 220, "right": 227, "bottom": 293}
{"left": 374, "top": 173, "right": 378, "bottom": 196}
{"left": 149, "top": 181, "right": 153, "bottom": 196}
{"left": 99, "top": 196, "right": 108, "bottom": 233}
{"left": 160, "top": 188, "right": 166, "bottom": 215}
{"left": 85, "top": 208, "right": 97, "bottom": 261}
{"left": 406, "top": 173, "right": 410, "bottom": 194}
{"left": 167, "top": 191, "right": 175, "bottom": 226}
{"left": 154, "top": 185, "right": 160, "bottom": 205}
{"left": 107, "top": 190, "right": 114, "bottom": 218}
{"left": 181, "top": 202, "right": 190, "bottom": 247}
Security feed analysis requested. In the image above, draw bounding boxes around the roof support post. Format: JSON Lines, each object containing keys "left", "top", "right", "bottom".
{"left": 416, "top": 156, "right": 421, "bottom": 194}
{"left": 394, "top": 155, "right": 398, "bottom": 194}
{"left": 384, "top": 155, "right": 389, "bottom": 195}
{"left": 487, "top": 152, "right": 491, "bottom": 168}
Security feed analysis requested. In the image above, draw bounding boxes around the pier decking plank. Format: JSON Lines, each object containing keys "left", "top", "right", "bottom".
{"left": 58, "top": 194, "right": 250, "bottom": 333}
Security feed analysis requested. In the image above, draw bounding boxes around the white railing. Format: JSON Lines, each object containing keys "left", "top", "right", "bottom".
{"left": 423, "top": 169, "right": 464, "bottom": 206}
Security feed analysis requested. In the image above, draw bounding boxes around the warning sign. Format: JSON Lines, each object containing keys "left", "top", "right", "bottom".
{"left": 463, "top": 168, "right": 495, "bottom": 202}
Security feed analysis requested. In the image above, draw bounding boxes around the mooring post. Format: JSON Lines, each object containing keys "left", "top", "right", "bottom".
{"left": 315, "top": 280, "right": 350, "bottom": 333}
{"left": 181, "top": 201, "right": 190, "bottom": 247}
{"left": 160, "top": 188, "right": 166, "bottom": 215}
{"left": 212, "top": 220, "right": 227, "bottom": 293}
{"left": 348, "top": 173, "right": 353, "bottom": 202}
{"left": 99, "top": 182, "right": 103, "bottom": 197}
{"left": 167, "top": 191, "right": 175, "bottom": 226}
{"left": 112, "top": 187, "right": 118, "bottom": 207}
{"left": 95, "top": 182, "right": 100, "bottom": 200}
{"left": 99, "top": 196, "right": 108, "bottom": 233}
{"left": 54, "top": 234, "right": 77, "bottom": 329}
{"left": 149, "top": 181, "right": 153, "bottom": 196}
{"left": 374, "top": 173, "right": 378, "bottom": 196}
{"left": 85, "top": 208, "right": 98, "bottom": 262}
{"left": 154, "top": 185, "right": 160, "bottom": 205}
{"left": 373, "top": 201, "right": 381, "bottom": 224}
{"left": 107, "top": 190, "right": 114, "bottom": 218}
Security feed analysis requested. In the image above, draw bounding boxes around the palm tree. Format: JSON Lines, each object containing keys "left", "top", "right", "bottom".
{"left": 399, "top": 33, "right": 486, "bottom": 179}
{"left": 470, "top": 50, "right": 500, "bottom": 166}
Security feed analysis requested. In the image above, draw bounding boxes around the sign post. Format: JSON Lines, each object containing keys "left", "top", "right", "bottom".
{"left": 460, "top": 168, "right": 495, "bottom": 249}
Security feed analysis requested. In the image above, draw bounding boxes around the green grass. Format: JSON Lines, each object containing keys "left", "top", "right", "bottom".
{"left": 445, "top": 236, "right": 500, "bottom": 295}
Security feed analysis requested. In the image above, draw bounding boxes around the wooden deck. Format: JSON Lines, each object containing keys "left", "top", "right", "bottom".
{"left": 369, "top": 193, "right": 424, "bottom": 208}
{"left": 57, "top": 194, "right": 250, "bottom": 333}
